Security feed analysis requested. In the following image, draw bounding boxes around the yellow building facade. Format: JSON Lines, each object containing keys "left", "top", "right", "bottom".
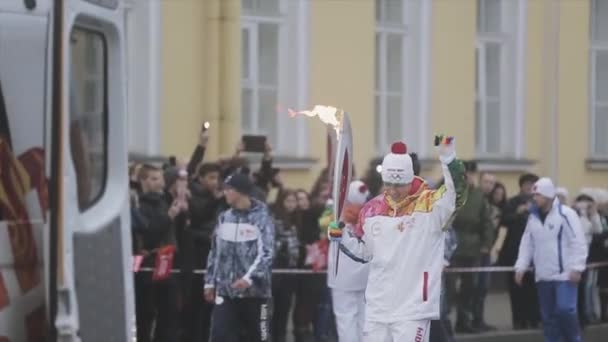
{"left": 131, "top": 0, "right": 607, "bottom": 198}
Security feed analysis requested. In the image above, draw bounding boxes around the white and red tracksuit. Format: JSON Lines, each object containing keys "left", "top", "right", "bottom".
{"left": 328, "top": 204, "right": 370, "bottom": 342}
{"left": 339, "top": 158, "right": 467, "bottom": 342}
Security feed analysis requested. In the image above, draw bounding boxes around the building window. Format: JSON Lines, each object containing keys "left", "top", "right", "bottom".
{"left": 241, "top": 0, "right": 309, "bottom": 156}
{"left": 591, "top": 0, "right": 608, "bottom": 158}
{"left": 375, "top": 0, "right": 429, "bottom": 155}
{"left": 476, "top": 0, "right": 525, "bottom": 157}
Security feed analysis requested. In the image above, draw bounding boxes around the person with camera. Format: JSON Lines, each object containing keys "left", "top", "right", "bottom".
{"left": 134, "top": 164, "right": 186, "bottom": 342}
{"left": 180, "top": 162, "right": 224, "bottom": 342}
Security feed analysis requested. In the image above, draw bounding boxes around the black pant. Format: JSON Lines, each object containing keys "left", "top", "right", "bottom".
{"left": 272, "top": 275, "right": 294, "bottom": 342}
{"left": 472, "top": 254, "right": 492, "bottom": 326}
{"left": 600, "top": 291, "right": 608, "bottom": 322}
{"left": 429, "top": 320, "right": 453, "bottom": 342}
{"left": 135, "top": 273, "right": 179, "bottom": 342}
{"left": 293, "top": 274, "right": 319, "bottom": 332}
{"left": 446, "top": 256, "right": 478, "bottom": 328}
{"left": 507, "top": 272, "right": 540, "bottom": 329}
{"left": 209, "top": 297, "right": 271, "bottom": 342}
{"left": 181, "top": 274, "right": 213, "bottom": 342}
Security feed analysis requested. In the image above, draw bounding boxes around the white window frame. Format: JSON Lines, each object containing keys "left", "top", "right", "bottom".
{"left": 590, "top": 0, "right": 608, "bottom": 159}
{"left": 475, "top": 0, "right": 526, "bottom": 158}
{"left": 124, "top": 0, "right": 162, "bottom": 156}
{"left": 375, "top": 0, "right": 431, "bottom": 157}
{"left": 241, "top": 0, "right": 310, "bottom": 157}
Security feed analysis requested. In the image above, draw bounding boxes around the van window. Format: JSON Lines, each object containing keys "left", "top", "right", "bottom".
{"left": 69, "top": 28, "right": 107, "bottom": 211}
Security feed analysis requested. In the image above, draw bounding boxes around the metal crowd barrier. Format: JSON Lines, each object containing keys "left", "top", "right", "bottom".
{"left": 138, "top": 261, "right": 608, "bottom": 275}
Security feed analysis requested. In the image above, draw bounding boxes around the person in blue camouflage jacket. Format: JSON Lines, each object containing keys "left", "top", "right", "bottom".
{"left": 204, "top": 173, "right": 275, "bottom": 342}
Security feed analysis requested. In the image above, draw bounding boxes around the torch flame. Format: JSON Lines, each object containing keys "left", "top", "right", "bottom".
{"left": 288, "top": 105, "right": 343, "bottom": 136}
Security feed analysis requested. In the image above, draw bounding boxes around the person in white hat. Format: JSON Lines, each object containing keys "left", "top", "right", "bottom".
{"left": 327, "top": 180, "right": 371, "bottom": 342}
{"left": 329, "top": 135, "right": 468, "bottom": 342}
{"left": 556, "top": 187, "right": 569, "bottom": 205}
{"left": 514, "top": 177, "right": 588, "bottom": 342}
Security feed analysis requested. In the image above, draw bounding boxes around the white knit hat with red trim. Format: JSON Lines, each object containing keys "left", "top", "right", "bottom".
{"left": 347, "top": 180, "right": 370, "bottom": 205}
{"left": 381, "top": 142, "right": 414, "bottom": 184}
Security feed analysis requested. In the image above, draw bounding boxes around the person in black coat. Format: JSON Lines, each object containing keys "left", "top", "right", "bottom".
{"left": 134, "top": 164, "right": 183, "bottom": 342}
{"left": 181, "top": 163, "right": 224, "bottom": 342}
{"left": 292, "top": 189, "right": 323, "bottom": 342}
{"left": 271, "top": 189, "right": 301, "bottom": 342}
{"left": 590, "top": 210, "right": 608, "bottom": 322}
{"left": 498, "top": 173, "right": 541, "bottom": 330}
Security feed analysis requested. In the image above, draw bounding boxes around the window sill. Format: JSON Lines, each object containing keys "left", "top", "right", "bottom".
{"left": 247, "top": 154, "right": 318, "bottom": 171}
{"left": 475, "top": 158, "right": 537, "bottom": 173}
{"left": 128, "top": 152, "right": 168, "bottom": 165}
{"left": 419, "top": 158, "right": 536, "bottom": 173}
{"left": 586, "top": 158, "right": 608, "bottom": 170}
{"left": 128, "top": 152, "right": 318, "bottom": 171}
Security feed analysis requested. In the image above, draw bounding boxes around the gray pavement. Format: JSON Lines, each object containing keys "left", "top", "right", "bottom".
{"left": 284, "top": 291, "right": 608, "bottom": 342}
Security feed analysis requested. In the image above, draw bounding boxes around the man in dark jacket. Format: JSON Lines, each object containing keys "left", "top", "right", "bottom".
{"left": 134, "top": 164, "right": 181, "bottom": 342}
{"left": 181, "top": 163, "right": 223, "bottom": 342}
{"left": 447, "top": 161, "right": 495, "bottom": 333}
{"left": 204, "top": 173, "right": 275, "bottom": 342}
{"left": 499, "top": 173, "right": 541, "bottom": 330}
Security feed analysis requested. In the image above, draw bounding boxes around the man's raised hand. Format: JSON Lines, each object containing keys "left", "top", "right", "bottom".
{"left": 434, "top": 134, "right": 456, "bottom": 164}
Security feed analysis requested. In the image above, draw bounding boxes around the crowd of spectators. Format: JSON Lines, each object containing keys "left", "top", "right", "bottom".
{"left": 128, "top": 128, "right": 608, "bottom": 342}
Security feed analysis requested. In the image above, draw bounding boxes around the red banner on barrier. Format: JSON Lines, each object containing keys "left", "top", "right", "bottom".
{"left": 133, "top": 255, "right": 144, "bottom": 273}
{"left": 152, "top": 245, "right": 175, "bottom": 281}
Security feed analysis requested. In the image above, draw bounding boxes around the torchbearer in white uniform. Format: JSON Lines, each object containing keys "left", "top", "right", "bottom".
{"left": 329, "top": 136, "right": 468, "bottom": 342}
{"left": 327, "top": 180, "right": 371, "bottom": 342}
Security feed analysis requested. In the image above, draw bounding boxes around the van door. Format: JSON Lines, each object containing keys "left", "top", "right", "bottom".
{"left": 51, "top": 0, "right": 134, "bottom": 341}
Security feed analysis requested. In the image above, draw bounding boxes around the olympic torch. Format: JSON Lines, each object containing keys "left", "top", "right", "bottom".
{"left": 288, "top": 105, "right": 353, "bottom": 276}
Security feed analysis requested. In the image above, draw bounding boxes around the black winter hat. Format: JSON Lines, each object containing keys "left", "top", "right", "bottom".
{"left": 224, "top": 173, "right": 254, "bottom": 196}
{"left": 164, "top": 167, "right": 187, "bottom": 189}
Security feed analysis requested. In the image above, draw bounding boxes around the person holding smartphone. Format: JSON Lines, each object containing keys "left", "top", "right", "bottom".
{"left": 134, "top": 164, "right": 182, "bottom": 342}
{"left": 183, "top": 162, "right": 224, "bottom": 342}
{"left": 186, "top": 122, "right": 211, "bottom": 178}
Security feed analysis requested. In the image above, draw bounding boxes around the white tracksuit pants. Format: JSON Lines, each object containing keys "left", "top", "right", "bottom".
{"left": 331, "top": 289, "right": 366, "bottom": 342}
{"left": 362, "top": 319, "right": 430, "bottom": 342}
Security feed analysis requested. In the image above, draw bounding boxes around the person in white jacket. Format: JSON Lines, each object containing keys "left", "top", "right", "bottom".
{"left": 328, "top": 135, "right": 467, "bottom": 342}
{"left": 514, "top": 177, "right": 588, "bottom": 342}
{"left": 327, "top": 180, "right": 371, "bottom": 342}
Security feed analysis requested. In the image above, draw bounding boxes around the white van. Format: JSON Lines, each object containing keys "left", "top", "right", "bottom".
{"left": 0, "top": 0, "right": 134, "bottom": 341}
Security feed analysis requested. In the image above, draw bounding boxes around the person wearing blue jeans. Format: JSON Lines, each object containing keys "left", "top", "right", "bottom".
{"left": 514, "top": 177, "right": 588, "bottom": 342}
{"left": 537, "top": 281, "right": 580, "bottom": 340}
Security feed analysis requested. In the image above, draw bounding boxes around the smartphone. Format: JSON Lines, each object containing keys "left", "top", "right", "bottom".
{"left": 202, "top": 121, "right": 210, "bottom": 132}
{"left": 242, "top": 135, "right": 267, "bottom": 153}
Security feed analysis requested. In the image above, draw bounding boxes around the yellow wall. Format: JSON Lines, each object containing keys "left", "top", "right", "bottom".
{"left": 160, "top": 0, "right": 206, "bottom": 160}
{"left": 307, "top": 0, "right": 375, "bottom": 188}
{"left": 431, "top": 0, "right": 476, "bottom": 159}
{"left": 161, "top": 0, "right": 240, "bottom": 163}
{"left": 525, "top": 0, "right": 545, "bottom": 166}
{"left": 554, "top": 0, "right": 606, "bottom": 195}
{"left": 160, "top": 0, "right": 606, "bottom": 199}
